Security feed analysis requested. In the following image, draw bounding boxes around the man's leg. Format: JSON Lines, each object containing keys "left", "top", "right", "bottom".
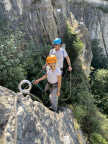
{"left": 49, "top": 87, "right": 58, "bottom": 111}
{"left": 44, "top": 83, "right": 50, "bottom": 92}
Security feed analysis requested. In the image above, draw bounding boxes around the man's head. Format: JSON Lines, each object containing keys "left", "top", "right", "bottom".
{"left": 46, "top": 55, "right": 57, "bottom": 70}
{"left": 53, "top": 38, "right": 62, "bottom": 51}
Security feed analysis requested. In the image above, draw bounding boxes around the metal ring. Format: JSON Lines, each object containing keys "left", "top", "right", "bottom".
{"left": 18, "top": 80, "right": 32, "bottom": 94}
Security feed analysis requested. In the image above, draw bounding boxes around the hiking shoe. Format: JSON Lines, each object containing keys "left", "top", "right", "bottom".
{"left": 49, "top": 106, "right": 58, "bottom": 113}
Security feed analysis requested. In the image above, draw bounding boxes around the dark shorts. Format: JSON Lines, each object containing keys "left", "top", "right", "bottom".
{"left": 48, "top": 82, "right": 58, "bottom": 88}
{"left": 45, "top": 82, "right": 58, "bottom": 92}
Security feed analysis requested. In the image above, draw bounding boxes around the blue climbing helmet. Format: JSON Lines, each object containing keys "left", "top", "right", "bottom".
{"left": 53, "top": 38, "right": 62, "bottom": 45}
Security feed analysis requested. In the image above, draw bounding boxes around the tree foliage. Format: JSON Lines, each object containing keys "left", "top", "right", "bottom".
{"left": 0, "top": 14, "right": 48, "bottom": 92}
{"left": 91, "top": 69, "right": 108, "bottom": 115}
{"left": 62, "top": 24, "right": 108, "bottom": 143}
{"left": 0, "top": 15, "right": 27, "bottom": 91}
{"left": 63, "top": 23, "right": 84, "bottom": 64}
{"left": 91, "top": 39, "right": 108, "bottom": 69}
{"left": 90, "top": 133, "right": 108, "bottom": 144}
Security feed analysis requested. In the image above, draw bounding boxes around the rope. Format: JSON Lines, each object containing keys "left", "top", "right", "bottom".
{"left": 31, "top": 80, "right": 44, "bottom": 92}
{"left": 70, "top": 72, "right": 71, "bottom": 99}
{"left": 29, "top": 93, "right": 43, "bottom": 103}
{"left": 59, "top": 70, "right": 89, "bottom": 102}
{"left": 60, "top": 71, "right": 72, "bottom": 102}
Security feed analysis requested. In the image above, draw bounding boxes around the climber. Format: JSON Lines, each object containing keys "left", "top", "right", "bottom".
{"left": 43, "top": 38, "right": 72, "bottom": 73}
{"left": 33, "top": 55, "right": 61, "bottom": 112}
{"left": 50, "top": 38, "right": 72, "bottom": 72}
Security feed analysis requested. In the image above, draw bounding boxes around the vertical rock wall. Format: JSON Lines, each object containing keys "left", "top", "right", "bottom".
{"left": 70, "top": 0, "right": 108, "bottom": 57}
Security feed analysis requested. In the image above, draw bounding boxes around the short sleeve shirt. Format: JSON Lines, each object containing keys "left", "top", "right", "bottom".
{"left": 49, "top": 48, "right": 68, "bottom": 69}
{"left": 47, "top": 68, "right": 61, "bottom": 84}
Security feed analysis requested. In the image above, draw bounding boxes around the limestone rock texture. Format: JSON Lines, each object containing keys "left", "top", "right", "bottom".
{"left": 0, "top": 86, "right": 86, "bottom": 144}
{"left": 70, "top": 0, "right": 108, "bottom": 57}
{"left": 1, "top": 0, "right": 69, "bottom": 44}
{"left": 0, "top": 0, "right": 92, "bottom": 75}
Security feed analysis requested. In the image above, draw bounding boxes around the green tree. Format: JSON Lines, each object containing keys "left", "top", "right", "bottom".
{"left": 90, "top": 133, "right": 108, "bottom": 144}
{"left": 91, "top": 69, "right": 108, "bottom": 115}
{"left": 91, "top": 39, "right": 108, "bottom": 69}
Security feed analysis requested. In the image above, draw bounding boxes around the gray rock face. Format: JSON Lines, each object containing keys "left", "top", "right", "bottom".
{"left": 1, "top": 0, "right": 69, "bottom": 44}
{"left": 0, "top": 86, "right": 15, "bottom": 144}
{"left": 70, "top": 0, "right": 108, "bottom": 57}
{"left": 0, "top": 86, "right": 86, "bottom": 144}
{"left": 0, "top": 0, "right": 92, "bottom": 75}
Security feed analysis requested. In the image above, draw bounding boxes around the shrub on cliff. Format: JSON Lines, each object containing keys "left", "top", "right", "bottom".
{"left": 90, "top": 133, "right": 108, "bottom": 144}
{"left": 0, "top": 31, "right": 49, "bottom": 92}
{"left": 62, "top": 23, "right": 108, "bottom": 143}
{"left": 0, "top": 31, "right": 27, "bottom": 91}
{"left": 63, "top": 23, "right": 84, "bottom": 64}
{"left": 0, "top": 15, "right": 49, "bottom": 92}
{"left": 91, "top": 39, "right": 108, "bottom": 69}
{"left": 91, "top": 69, "right": 108, "bottom": 115}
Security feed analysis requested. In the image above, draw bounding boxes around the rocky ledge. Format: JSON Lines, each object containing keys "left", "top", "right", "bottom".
{"left": 0, "top": 86, "right": 86, "bottom": 144}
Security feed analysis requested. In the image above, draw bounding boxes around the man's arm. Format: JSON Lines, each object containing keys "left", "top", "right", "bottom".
{"left": 65, "top": 56, "right": 72, "bottom": 71}
{"left": 33, "top": 74, "right": 47, "bottom": 84}
{"left": 57, "top": 75, "right": 62, "bottom": 96}
{"left": 63, "top": 49, "right": 72, "bottom": 71}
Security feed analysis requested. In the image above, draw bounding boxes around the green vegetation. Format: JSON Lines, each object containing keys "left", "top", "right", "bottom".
{"left": 90, "top": 37, "right": 108, "bottom": 143}
{"left": 91, "top": 69, "right": 108, "bottom": 115}
{"left": 63, "top": 23, "right": 84, "bottom": 64}
{"left": 91, "top": 39, "right": 108, "bottom": 69}
{"left": 0, "top": 16, "right": 26, "bottom": 91}
{"left": 91, "top": 39, "right": 108, "bottom": 115}
{"left": 90, "top": 133, "right": 108, "bottom": 144}
{"left": 62, "top": 24, "right": 108, "bottom": 143}
{"left": 0, "top": 15, "right": 49, "bottom": 92}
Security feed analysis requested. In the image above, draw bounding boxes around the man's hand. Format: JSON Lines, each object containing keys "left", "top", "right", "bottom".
{"left": 33, "top": 80, "right": 40, "bottom": 85}
{"left": 57, "top": 91, "right": 60, "bottom": 96}
{"left": 66, "top": 56, "right": 72, "bottom": 72}
{"left": 68, "top": 66, "right": 72, "bottom": 71}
